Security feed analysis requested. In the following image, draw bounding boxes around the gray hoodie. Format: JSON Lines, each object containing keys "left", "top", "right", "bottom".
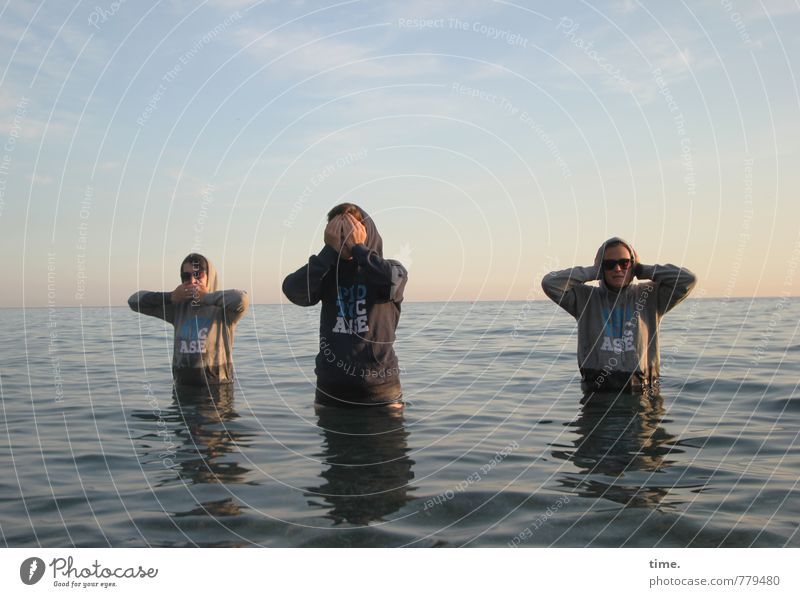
{"left": 541, "top": 237, "right": 696, "bottom": 393}
{"left": 129, "top": 255, "right": 249, "bottom": 386}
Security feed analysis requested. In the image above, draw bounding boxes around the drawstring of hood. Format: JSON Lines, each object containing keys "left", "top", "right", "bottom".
{"left": 593, "top": 237, "right": 639, "bottom": 339}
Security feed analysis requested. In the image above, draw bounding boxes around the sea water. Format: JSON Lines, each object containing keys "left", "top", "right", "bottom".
{"left": 1, "top": 299, "right": 798, "bottom": 547}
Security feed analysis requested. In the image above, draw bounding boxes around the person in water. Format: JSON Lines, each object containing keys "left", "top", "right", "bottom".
{"left": 541, "top": 237, "right": 696, "bottom": 394}
{"left": 282, "top": 203, "right": 408, "bottom": 408}
{"left": 128, "top": 253, "right": 249, "bottom": 387}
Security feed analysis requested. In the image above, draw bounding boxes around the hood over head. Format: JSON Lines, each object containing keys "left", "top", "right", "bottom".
{"left": 593, "top": 237, "right": 638, "bottom": 290}
{"left": 356, "top": 205, "right": 383, "bottom": 257}
{"left": 180, "top": 253, "right": 219, "bottom": 292}
{"left": 328, "top": 202, "right": 384, "bottom": 257}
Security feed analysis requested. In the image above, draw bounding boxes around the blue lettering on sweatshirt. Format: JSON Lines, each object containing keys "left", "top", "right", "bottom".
{"left": 600, "top": 304, "right": 635, "bottom": 354}
{"left": 332, "top": 284, "right": 368, "bottom": 335}
{"left": 178, "top": 316, "right": 212, "bottom": 354}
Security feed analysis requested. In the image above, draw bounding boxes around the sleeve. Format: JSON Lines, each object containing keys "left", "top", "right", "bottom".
{"left": 128, "top": 291, "right": 175, "bottom": 324}
{"left": 540, "top": 266, "right": 599, "bottom": 318}
{"left": 281, "top": 245, "right": 338, "bottom": 306}
{"left": 202, "top": 289, "right": 249, "bottom": 324}
{"left": 637, "top": 263, "right": 697, "bottom": 315}
{"left": 351, "top": 244, "right": 408, "bottom": 304}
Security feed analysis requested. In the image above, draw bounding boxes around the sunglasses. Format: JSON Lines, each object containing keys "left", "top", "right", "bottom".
{"left": 602, "top": 258, "right": 632, "bottom": 271}
{"left": 181, "top": 270, "right": 206, "bottom": 282}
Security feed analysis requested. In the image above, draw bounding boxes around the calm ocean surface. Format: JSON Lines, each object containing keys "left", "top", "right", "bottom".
{"left": 1, "top": 299, "right": 798, "bottom": 547}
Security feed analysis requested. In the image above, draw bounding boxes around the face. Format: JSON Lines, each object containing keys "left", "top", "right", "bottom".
{"left": 602, "top": 245, "right": 633, "bottom": 290}
{"left": 181, "top": 262, "right": 208, "bottom": 290}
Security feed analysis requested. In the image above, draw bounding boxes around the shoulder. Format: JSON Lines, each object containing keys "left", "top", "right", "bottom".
{"left": 571, "top": 283, "right": 598, "bottom": 313}
{"left": 575, "top": 283, "right": 598, "bottom": 298}
{"left": 386, "top": 259, "right": 408, "bottom": 272}
{"left": 627, "top": 282, "right": 659, "bottom": 307}
{"left": 631, "top": 280, "right": 658, "bottom": 294}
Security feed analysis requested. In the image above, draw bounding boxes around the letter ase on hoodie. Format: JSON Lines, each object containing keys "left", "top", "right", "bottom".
{"left": 541, "top": 237, "right": 697, "bottom": 390}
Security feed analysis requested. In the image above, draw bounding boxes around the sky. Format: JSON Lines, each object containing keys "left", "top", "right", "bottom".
{"left": 0, "top": 0, "right": 798, "bottom": 307}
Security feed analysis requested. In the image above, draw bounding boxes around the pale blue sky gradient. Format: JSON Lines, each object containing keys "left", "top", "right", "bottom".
{"left": 1, "top": 0, "right": 798, "bottom": 307}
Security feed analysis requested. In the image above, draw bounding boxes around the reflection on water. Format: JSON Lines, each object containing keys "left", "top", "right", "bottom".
{"left": 132, "top": 384, "right": 253, "bottom": 518}
{"left": 551, "top": 393, "right": 700, "bottom": 508}
{"left": 306, "top": 408, "right": 416, "bottom": 525}
{"left": 5, "top": 301, "right": 799, "bottom": 546}
{"left": 169, "top": 384, "right": 253, "bottom": 486}
{"left": 172, "top": 498, "right": 244, "bottom": 518}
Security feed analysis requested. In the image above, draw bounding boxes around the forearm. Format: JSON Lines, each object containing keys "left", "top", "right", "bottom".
{"left": 638, "top": 263, "right": 696, "bottom": 286}
{"left": 351, "top": 244, "right": 407, "bottom": 302}
{"left": 203, "top": 289, "right": 249, "bottom": 322}
{"left": 541, "top": 266, "right": 598, "bottom": 299}
{"left": 637, "top": 263, "right": 697, "bottom": 313}
{"left": 351, "top": 244, "right": 393, "bottom": 283}
{"left": 128, "top": 291, "right": 172, "bottom": 320}
{"left": 282, "top": 245, "right": 338, "bottom": 306}
{"left": 541, "top": 266, "right": 598, "bottom": 317}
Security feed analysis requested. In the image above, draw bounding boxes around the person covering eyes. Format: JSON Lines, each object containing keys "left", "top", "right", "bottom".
{"left": 541, "top": 237, "right": 697, "bottom": 395}
{"left": 282, "top": 203, "right": 408, "bottom": 409}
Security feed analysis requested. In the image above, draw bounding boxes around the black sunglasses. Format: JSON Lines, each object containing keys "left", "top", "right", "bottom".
{"left": 181, "top": 270, "right": 206, "bottom": 282}
{"left": 602, "top": 258, "right": 632, "bottom": 271}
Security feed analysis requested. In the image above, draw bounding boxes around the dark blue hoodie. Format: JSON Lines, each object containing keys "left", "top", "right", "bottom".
{"left": 282, "top": 207, "right": 408, "bottom": 406}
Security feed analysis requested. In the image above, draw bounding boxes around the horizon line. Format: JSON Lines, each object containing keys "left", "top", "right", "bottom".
{"left": 3, "top": 295, "right": 798, "bottom": 310}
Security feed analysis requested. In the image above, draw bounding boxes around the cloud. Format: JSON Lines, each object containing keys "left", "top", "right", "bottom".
{"left": 0, "top": 111, "right": 70, "bottom": 141}
{"left": 743, "top": 1, "right": 800, "bottom": 19}
{"left": 26, "top": 174, "right": 53, "bottom": 185}
{"left": 381, "top": 0, "right": 499, "bottom": 21}
{"left": 233, "top": 24, "right": 385, "bottom": 77}
{"left": 232, "top": 20, "right": 464, "bottom": 89}
{"left": 207, "top": 0, "right": 264, "bottom": 9}
{"left": 614, "top": 0, "right": 640, "bottom": 15}
{"left": 538, "top": 16, "right": 723, "bottom": 105}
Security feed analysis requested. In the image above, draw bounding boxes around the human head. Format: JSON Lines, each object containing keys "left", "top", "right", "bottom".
{"left": 180, "top": 253, "right": 209, "bottom": 290}
{"left": 327, "top": 203, "right": 367, "bottom": 260}
{"left": 325, "top": 203, "right": 384, "bottom": 258}
{"left": 327, "top": 202, "right": 365, "bottom": 223}
{"left": 602, "top": 241, "right": 634, "bottom": 290}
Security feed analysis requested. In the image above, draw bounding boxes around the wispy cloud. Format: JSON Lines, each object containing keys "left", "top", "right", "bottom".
{"left": 742, "top": 1, "right": 800, "bottom": 19}
{"left": 26, "top": 174, "right": 53, "bottom": 185}
{"left": 233, "top": 23, "right": 394, "bottom": 78}
{"left": 613, "top": 0, "right": 640, "bottom": 16}
{"left": 537, "top": 15, "right": 722, "bottom": 104}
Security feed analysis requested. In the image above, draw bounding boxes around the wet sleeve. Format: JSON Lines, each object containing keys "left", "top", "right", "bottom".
{"left": 281, "top": 245, "right": 338, "bottom": 306}
{"left": 128, "top": 291, "right": 175, "bottom": 324}
{"left": 351, "top": 244, "right": 408, "bottom": 304}
{"left": 540, "top": 266, "right": 599, "bottom": 318}
{"left": 637, "top": 264, "right": 697, "bottom": 315}
{"left": 203, "top": 289, "right": 249, "bottom": 324}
